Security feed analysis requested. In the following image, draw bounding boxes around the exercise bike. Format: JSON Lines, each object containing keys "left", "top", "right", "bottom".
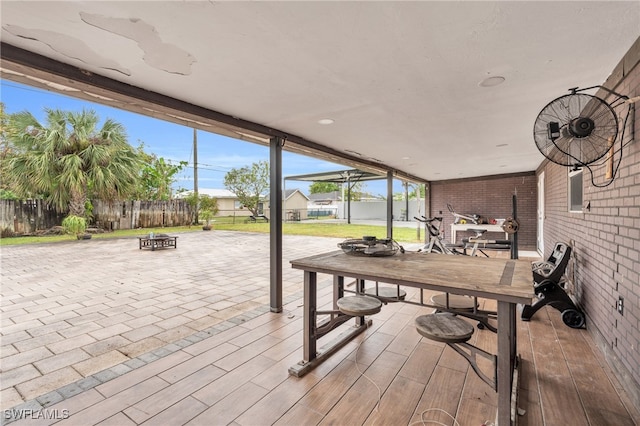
{"left": 414, "top": 215, "right": 498, "bottom": 331}
{"left": 414, "top": 216, "right": 463, "bottom": 255}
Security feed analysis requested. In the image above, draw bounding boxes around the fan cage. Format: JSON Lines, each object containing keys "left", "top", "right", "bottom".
{"left": 533, "top": 93, "right": 618, "bottom": 167}
{"left": 338, "top": 237, "right": 402, "bottom": 257}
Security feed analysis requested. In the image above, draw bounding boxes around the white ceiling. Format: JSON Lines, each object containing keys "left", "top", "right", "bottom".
{"left": 1, "top": 1, "right": 638, "bottom": 182}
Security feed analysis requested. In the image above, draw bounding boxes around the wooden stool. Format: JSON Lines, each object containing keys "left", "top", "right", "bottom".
{"left": 364, "top": 286, "right": 407, "bottom": 302}
{"left": 430, "top": 293, "right": 497, "bottom": 332}
{"left": 415, "top": 313, "right": 497, "bottom": 390}
{"left": 415, "top": 312, "right": 474, "bottom": 343}
{"left": 337, "top": 295, "right": 383, "bottom": 316}
{"left": 430, "top": 293, "right": 477, "bottom": 311}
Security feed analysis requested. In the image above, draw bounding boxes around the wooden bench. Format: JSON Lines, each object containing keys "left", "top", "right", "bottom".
{"left": 138, "top": 234, "right": 178, "bottom": 251}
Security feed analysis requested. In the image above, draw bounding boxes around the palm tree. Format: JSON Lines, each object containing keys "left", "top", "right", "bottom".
{"left": 4, "top": 108, "right": 140, "bottom": 217}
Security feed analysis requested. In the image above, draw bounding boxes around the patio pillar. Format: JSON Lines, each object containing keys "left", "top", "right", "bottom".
{"left": 402, "top": 181, "right": 407, "bottom": 221}
{"left": 387, "top": 171, "right": 393, "bottom": 238}
{"left": 270, "top": 136, "right": 283, "bottom": 313}
{"left": 346, "top": 172, "right": 351, "bottom": 224}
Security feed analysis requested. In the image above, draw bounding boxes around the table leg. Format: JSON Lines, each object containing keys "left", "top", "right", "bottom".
{"left": 497, "top": 301, "right": 517, "bottom": 425}
{"left": 289, "top": 272, "right": 370, "bottom": 377}
{"left": 354, "top": 279, "right": 367, "bottom": 326}
{"left": 333, "top": 275, "right": 344, "bottom": 308}
{"left": 303, "top": 270, "right": 317, "bottom": 363}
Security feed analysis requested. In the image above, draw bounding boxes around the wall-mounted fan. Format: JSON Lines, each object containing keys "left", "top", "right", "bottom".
{"left": 533, "top": 89, "right": 619, "bottom": 167}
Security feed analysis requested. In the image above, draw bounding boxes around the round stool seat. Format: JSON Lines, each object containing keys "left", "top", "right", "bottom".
{"left": 364, "top": 287, "right": 406, "bottom": 301}
{"left": 415, "top": 313, "right": 474, "bottom": 343}
{"left": 430, "top": 293, "right": 476, "bottom": 311}
{"left": 337, "top": 295, "right": 383, "bottom": 316}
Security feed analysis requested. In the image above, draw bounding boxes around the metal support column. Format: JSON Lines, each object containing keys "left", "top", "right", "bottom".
{"left": 270, "top": 136, "right": 283, "bottom": 313}
{"left": 387, "top": 171, "right": 393, "bottom": 238}
{"left": 404, "top": 181, "right": 409, "bottom": 221}
{"left": 346, "top": 173, "right": 351, "bottom": 224}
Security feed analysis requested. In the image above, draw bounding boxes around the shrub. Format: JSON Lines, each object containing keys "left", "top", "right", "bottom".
{"left": 61, "top": 215, "right": 87, "bottom": 236}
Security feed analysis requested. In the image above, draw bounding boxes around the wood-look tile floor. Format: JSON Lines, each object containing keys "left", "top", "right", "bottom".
{"left": 9, "top": 278, "right": 638, "bottom": 426}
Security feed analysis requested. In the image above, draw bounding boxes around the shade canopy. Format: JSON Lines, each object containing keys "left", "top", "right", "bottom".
{"left": 285, "top": 169, "right": 386, "bottom": 185}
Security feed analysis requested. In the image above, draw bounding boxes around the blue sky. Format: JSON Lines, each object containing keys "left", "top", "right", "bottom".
{"left": 1, "top": 79, "right": 399, "bottom": 195}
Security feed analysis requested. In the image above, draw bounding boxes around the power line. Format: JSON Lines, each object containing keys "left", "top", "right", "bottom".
{"left": 151, "top": 156, "right": 232, "bottom": 172}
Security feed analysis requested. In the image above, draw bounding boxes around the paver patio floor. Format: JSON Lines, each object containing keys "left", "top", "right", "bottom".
{"left": 2, "top": 231, "right": 639, "bottom": 425}
{"left": 1, "top": 230, "right": 343, "bottom": 411}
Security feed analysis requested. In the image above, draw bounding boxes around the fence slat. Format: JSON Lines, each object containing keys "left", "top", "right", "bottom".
{"left": 0, "top": 199, "right": 193, "bottom": 236}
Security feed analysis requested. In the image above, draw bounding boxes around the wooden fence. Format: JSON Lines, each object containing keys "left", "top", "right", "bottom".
{"left": 0, "top": 199, "right": 66, "bottom": 236}
{"left": 0, "top": 199, "right": 193, "bottom": 236}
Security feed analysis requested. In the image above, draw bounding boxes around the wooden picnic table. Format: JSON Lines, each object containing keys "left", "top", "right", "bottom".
{"left": 289, "top": 250, "right": 534, "bottom": 426}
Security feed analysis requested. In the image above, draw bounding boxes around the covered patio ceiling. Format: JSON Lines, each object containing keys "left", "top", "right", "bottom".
{"left": 1, "top": 2, "right": 638, "bottom": 183}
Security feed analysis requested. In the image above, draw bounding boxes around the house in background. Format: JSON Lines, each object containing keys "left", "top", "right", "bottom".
{"left": 266, "top": 189, "right": 309, "bottom": 221}
{"left": 180, "top": 188, "right": 309, "bottom": 221}
{"left": 308, "top": 190, "right": 341, "bottom": 206}
{"left": 307, "top": 191, "right": 340, "bottom": 218}
{"left": 177, "top": 188, "right": 253, "bottom": 218}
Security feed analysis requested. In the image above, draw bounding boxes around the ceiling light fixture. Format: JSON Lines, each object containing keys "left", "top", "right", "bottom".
{"left": 318, "top": 118, "right": 334, "bottom": 125}
{"left": 479, "top": 76, "right": 506, "bottom": 87}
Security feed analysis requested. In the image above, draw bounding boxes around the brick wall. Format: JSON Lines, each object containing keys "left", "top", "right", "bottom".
{"left": 537, "top": 38, "right": 640, "bottom": 405}
{"left": 429, "top": 172, "right": 537, "bottom": 250}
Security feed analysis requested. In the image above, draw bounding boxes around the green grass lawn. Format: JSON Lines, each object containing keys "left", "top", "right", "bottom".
{"left": 1, "top": 221, "right": 423, "bottom": 246}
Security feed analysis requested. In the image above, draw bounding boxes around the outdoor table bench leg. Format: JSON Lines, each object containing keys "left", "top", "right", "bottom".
{"left": 497, "top": 300, "right": 518, "bottom": 425}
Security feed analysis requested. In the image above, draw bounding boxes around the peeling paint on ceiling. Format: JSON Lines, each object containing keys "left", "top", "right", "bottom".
{"left": 79, "top": 12, "right": 196, "bottom": 75}
{"left": 1, "top": 2, "right": 637, "bottom": 181}
{"left": 1, "top": 24, "right": 131, "bottom": 76}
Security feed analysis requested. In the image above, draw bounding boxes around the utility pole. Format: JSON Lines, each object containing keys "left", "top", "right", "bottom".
{"left": 193, "top": 128, "right": 199, "bottom": 225}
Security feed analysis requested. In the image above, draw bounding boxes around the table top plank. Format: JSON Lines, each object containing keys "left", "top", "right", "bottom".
{"left": 291, "top": 251, "right": 534, "bottom": 304}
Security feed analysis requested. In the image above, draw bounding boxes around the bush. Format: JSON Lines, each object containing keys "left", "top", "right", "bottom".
{"left": 61, "top": 215, "right": 87, "bottom": 236}
{"left": 183, "top": 193, "right": 219, "bottom": 225}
